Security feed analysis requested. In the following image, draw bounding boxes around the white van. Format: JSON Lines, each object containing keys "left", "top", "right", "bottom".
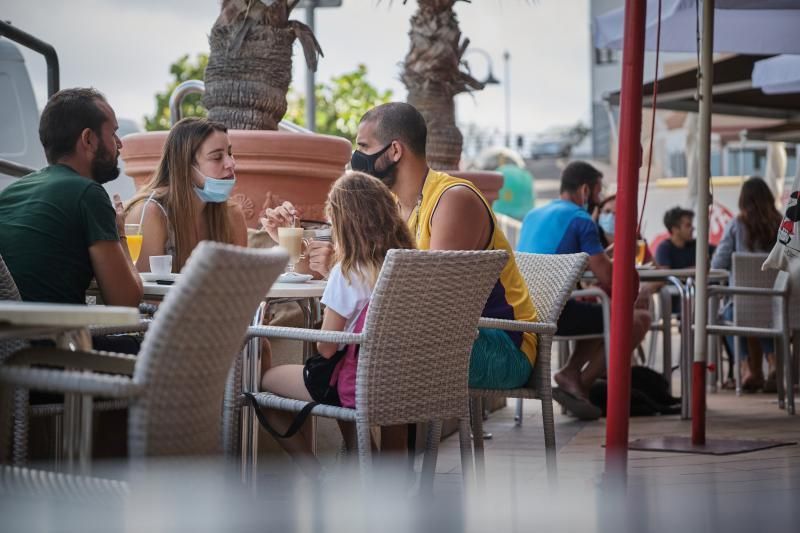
{"left": 0, "top": 39, "right": 139, "bottom": 200}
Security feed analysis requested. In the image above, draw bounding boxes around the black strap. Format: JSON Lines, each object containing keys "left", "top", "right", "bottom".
{"left": 242, "top": 392, "right": 317, "bottom": 439}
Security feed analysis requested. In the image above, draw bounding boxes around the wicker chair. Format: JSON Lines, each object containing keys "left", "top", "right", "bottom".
{"left": 0, "top": 253, "right": 154, "bottom": 466}
{"left": 0, "top": 254, "right": 27, "bottom": 465}
{"left": 708, "top": 253, "right": 793, "bottom": 414}
{"left": 0, "top": 242, "right": 288, "bottom": 460}
{"left": 247, "top": 249, "right": 509, "bottom": 488}
{"left": 468, "top": 252, "right": 589, "bottom": 481}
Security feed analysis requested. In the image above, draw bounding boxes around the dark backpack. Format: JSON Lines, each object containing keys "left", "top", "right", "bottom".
{"left": 589, "top": 366, "right": 681, "bottom": 416}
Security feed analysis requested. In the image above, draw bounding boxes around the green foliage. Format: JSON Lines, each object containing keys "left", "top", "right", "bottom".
{"left": 285, "top": 64, "right": 393, "bottom": 143}
{"left": 144, "top": 54, "right": 209, "bottom": 131}
{"left": 145, "top": 58, "right": 390, "bottom": 140}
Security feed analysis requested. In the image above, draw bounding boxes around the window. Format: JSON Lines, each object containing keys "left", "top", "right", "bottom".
{"left": 594, "top": 48, "right": 618, "bottom": 66}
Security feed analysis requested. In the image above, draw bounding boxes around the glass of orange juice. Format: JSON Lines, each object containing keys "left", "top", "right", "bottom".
{"left": 635, "top": 239, "right": 647, "bottom": 266}
{"left": 124, "top": 224, "right": 143, "bottom": 263}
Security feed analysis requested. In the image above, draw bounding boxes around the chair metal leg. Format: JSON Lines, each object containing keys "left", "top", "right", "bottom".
{"left": 780, "top": 329, "right": 794, "bottom": 415}
{"left": 541, "top": 395, "right": 557, "bottom": 485}
{"left": 469, "top": 397, "right": 485, "bottom": 483}
{"left": 514, "top": 398, "right": 523, "bottom": 427}
{"left": 557, "top": 341, "right": 568, "bottom": 415}
{"left": 356, "top": 420, "right": 372, "bottom": 484}
{"left": 421, "top": 420, "right": 442, "bottom": 493}
{"left": 241, "top": 301, "right": 267, "bottom": 491}
{"left": 458, "top": 418, "right": 475, "bottom": 487}
{"left": 776, "top": 336, "right": 786, "bottom": 410}
{"left": 734, "top": 335, "right": 742, "bottom": 396}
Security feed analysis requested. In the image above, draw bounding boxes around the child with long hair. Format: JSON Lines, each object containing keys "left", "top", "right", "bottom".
{"left": 712, "top": 177, "right": 783, "bottom": 391}
{"left": 261, "top": 171, "right": 415, "bottom": 476}
{"left": 124, "top": 117, "right": 247, "bottom": 271}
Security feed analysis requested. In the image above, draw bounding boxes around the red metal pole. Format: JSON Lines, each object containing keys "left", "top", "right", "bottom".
{"left": 604, "top": 0, "right": 647, "bottom": 475}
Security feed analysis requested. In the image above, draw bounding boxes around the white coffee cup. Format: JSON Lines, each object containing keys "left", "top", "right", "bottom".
{"left": 149, "top": 255, "right": 173, "bottom": 276}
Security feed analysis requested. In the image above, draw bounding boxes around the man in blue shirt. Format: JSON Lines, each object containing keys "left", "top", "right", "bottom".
{"left": 519, "top": 161, "right": 651, "bottom": 419}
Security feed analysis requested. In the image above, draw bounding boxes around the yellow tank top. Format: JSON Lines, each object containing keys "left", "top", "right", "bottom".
{"left": 408, "top": 169, "right": 538, "bottom": 365}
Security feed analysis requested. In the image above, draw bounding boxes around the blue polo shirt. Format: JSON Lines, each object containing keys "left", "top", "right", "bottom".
{"left": 517, "top": 199, "right": 605, "bottom": 256}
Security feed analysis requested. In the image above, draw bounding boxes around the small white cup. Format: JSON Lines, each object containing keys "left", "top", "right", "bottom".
{"left": 149, "top": 255, "right": 173, "bottom": 276}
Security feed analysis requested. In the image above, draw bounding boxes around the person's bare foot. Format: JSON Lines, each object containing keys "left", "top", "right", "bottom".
{"left": 554, "top": 369, "right": 587, "bottom": 400}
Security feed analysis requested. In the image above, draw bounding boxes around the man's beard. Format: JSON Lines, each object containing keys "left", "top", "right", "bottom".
{"left": 91, "top": 142, "right": 120, "bottom": 184}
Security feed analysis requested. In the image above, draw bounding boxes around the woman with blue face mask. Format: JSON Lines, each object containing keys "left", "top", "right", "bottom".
{"left": 125, "top": 117, "right": 248, "bottom": 272}
{"left": 597, "top": 194, "right": 616, "bottom": 250}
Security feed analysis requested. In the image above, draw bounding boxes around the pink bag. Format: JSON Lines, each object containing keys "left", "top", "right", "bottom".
{"left": 333, "top": 305, "right": 369, "bottom": 409}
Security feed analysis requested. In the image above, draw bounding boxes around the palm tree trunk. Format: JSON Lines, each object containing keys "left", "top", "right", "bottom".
{"left": 401, "top": 0, "right": 482, "bottom": 169}
{"left": 204, "top": 0, "right": 322, "bottom": 130}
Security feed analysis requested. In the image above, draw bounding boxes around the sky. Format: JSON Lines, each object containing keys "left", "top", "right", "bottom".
{"left": 3, "top": 0, "right": 592, "bottom": 138}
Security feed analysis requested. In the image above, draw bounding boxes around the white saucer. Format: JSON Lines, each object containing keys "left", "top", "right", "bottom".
{"left": 141, "top": 272, "right": 179, "bottom": 282}
{"left": 277, "top": 272, "right": 313, "bottom": 284}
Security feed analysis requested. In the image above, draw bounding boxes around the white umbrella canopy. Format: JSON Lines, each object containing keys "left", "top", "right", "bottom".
{"left": 594, "top": 0, "right": 800, "bottom": 55}
{"left": 752, "top": 54, "right": 800, "bottom": 94}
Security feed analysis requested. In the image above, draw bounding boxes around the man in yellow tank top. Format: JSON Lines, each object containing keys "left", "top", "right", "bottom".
{"left": 349, "top": 103, "right": 539, "bottom": 391}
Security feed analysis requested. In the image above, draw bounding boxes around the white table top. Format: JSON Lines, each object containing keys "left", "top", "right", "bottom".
{"left": 139, "top": 280, "right": 327, "bottom": 300}
{"left": 0, "top": 301, "right": 141, "bottom": 328}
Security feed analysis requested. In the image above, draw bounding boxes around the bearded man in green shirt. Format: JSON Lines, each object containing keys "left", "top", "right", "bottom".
{"left": 0, "top": 87, "right": 143, "bottom": 351}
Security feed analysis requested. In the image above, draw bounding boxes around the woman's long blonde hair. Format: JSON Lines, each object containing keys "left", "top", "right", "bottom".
{"left": 326, "top": 171, "right": 415, "bottom": 286}
{"left": 126, "top": 117, "right": 235, "bottom": 269}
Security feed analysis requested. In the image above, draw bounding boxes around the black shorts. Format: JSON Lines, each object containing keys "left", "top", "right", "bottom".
{"left": 556, "top": 299, "right": 604, "bottom": 337}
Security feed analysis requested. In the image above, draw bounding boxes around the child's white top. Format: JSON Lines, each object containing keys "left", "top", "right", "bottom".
{"left": 320, "top": 263, "right": 372, "bottom": 335}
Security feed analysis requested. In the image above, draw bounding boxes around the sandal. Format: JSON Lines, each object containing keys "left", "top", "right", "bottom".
{"left": 552, "top": 387, "right": 602, "bottom": 420}
{"left": 741, "top": 375, "right": 764, "bottom": 393}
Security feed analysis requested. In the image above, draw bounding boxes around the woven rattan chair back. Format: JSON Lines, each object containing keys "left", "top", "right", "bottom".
{"left": 129, "top": 242, "right": 287, "bottom": 457}
{"left": 0, "top": 254, "right": 26, "bottom": 362}
{"left": 355, "top": 249, "right": 508, "bottom": 426}
{"left": 513, "top": 252, "right": 589, "bottom": 324}
{"left": 512, "top": 251, "right": 589, "bottom": 389}
{"left": 732, "top": 252, "right": 778, "bottom": 329}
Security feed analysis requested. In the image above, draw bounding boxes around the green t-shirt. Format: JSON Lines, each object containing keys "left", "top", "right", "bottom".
{"left": 0, "top": 164, "right": 119, "bottom": 304}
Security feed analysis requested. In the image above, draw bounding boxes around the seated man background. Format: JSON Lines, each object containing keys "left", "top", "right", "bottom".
{"left": 518, "top": 161, "right": 651, "bottom": 419}
{"left": 0, "top": 87, "right": 142, "bottom": 353}
{"left": 655, "top": 206, "right": 703, "bottom": 268}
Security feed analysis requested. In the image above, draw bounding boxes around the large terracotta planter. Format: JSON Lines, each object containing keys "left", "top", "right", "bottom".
{"left": 448, "top": 170, "right": 504, "bottom": 205}
{"left": 120, "top": 130, "right": 352, "bottom": 227}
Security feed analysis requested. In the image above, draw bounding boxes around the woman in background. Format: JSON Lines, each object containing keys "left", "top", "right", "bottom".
{"left": 711, "top": 177, "right": 783, "bottom": 392}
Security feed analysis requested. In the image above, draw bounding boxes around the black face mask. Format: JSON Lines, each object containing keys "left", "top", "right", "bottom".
{"left": 350, "top": 143, "right": 398, "bottom": 184}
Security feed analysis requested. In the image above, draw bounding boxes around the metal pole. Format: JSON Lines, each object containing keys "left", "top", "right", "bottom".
{"left": 169, "top": 80, "right": 205, "bottom": 126}
{"left": 503, "top": 51, "right": 511, "bottom": 148}
{"left": 604, "top": 0, "right": 646, "bottom": 478}
{"left": 0, "top": 20, "right": 59, "bottom": 97}
{"left": 305, "top": 2, "right": 317, "bottom": 132}
{"left": 692, "top": 0, "right": 715, "bottom": 446}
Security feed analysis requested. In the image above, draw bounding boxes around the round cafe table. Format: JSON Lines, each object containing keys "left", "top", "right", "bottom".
{"left": 135, "top": 279, "right": 326, "bottom": 301}
{"left": 0, "top": 301, "right": 140, "bottom": 474}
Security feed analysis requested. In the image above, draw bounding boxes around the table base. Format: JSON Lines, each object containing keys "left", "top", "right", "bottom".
{"left": 628, "top": 436, "right": 797, "bottom": 455}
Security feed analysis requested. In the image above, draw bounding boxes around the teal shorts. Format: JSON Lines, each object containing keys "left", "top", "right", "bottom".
{"left": 468, "top": 328, "right": 533, "bottom": 389}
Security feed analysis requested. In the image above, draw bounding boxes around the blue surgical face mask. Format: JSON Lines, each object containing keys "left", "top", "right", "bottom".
{"left": 598, "top": 212, "right": 615, "bottom": 235}
{"left": 193, "top": 167, "right": 236, "bottom": 203}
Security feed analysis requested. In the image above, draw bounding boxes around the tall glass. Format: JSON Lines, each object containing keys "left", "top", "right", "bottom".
{"left": 278, "top": 227, "right": 306, "bottom": 272}
{"left": 125, "top": 224, "right": 143, "bottom": 263}
{"left": 635, "top": 239, "right": 647, "bottom": 266}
